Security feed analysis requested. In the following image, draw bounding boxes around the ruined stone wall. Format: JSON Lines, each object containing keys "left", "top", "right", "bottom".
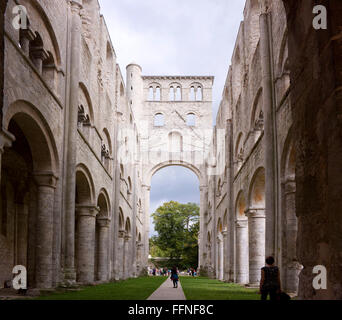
{"left": 282, "top": 0, "right": 342, "bottom": 300}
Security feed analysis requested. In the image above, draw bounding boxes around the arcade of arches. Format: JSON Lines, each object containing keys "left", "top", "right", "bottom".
{"left": 0, "top": 0, "right": 341, "bottom": 300}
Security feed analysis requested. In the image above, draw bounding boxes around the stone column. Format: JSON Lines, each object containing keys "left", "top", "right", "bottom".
{"left": 142, "top": 185, "right": 151, "bottom": 267}
{"left": 96, "top": 217, "right": 110, "bottom": 282}
{"left": 222, "top": 230, "right": 228, "bottom": 281}
{"left": 235, "top": 220, "right": 249, "bottom": 284}
{"left": 245, "top": 209, "right": 266, "bottom": 285}
{"left": 199, "top": 185, "right": 208, "bottom": 272}
{"left": 30, "top": 47, "right": 48, "bottom": 74}
{"left": 75, "top": 205, "right": 98, "bottom": 284}
{"left": 16, "top": 200, "right": 28, "bottom": 267}
{"left": 33, "top": 172, "right": 57, "bottom": 289}
{"left": 63, "top": 0, "right": 82, "bottom": 284}
{"left": 284, "top": 180, "right": 301, "bottom": 293}
{"left": 260, "top": 12, "right": 278, "bottom": 259}
{"left": 217, "top": 235, "right": 224, "bottom": 281}
{"left": 123, "top": 234, "right": 131, "bottom": 279}
{"left": 19, "top": 28, "right": 35, "bottom": 56}
{"left": 117, "top": 230, "right": 125, "bottom": 279}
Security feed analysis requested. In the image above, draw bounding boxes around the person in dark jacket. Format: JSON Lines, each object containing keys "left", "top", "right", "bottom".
{"left": 259, "top": 256, "right": 281, "bottom": 301}
{"left": 170, "top": 266, "right": 179, "bottom": 288}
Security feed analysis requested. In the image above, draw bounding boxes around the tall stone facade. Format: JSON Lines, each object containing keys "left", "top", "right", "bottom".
{"left": 0, "top": 0, "right": 143, "bottom": 288}
{"left": 1, "top": 0, "right": 342, "bottom": 300}
{"left": 203, "top": 0, "right": 301, "bottom": 293}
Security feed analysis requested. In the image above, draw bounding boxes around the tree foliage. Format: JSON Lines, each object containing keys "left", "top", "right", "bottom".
{"left": 151, "top": 201, "right": 199, "bottom": 269}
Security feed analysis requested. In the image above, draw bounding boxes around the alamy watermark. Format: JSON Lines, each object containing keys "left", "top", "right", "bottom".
{"left": 313, "top": 5, "right": 327, "bottom": 30}
{"left": 12, "top": 5, "right": 28, "bottom": 30}
{"left": 12, "top": 265, "right": 27, "bottom": 290}
{"left": 312, "top": 265, "right": 327, "bottom": 290}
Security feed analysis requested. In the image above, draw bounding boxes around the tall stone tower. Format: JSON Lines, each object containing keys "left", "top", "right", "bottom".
{"left": 126, "top": 65, "right": 215, "bottom": 269}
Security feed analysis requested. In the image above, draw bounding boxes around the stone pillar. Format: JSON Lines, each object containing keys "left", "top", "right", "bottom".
{"left": 75, "top": 205, "right": 98, "bottom": 284}
{"left": 284, "top": 180, "right": 301, "bottom": 293}
{"left": 260, "top": 12, "right": 278, "bottom": 259}
{"left": 16, "top": 200, "right": 28, "bottom": 266}
{"left": 30, "top": 47, "right": 48, "bottom": 74}
{"left": 217, "top": 235, "right": 224, "bottom": 281}
{"left": 33, "top": 172, "right": 57, "bottom": 289}
{"left": 117, "top": 230, "right": 125, "bottom": 279}
{"left": 245, "top": 209, "right": 266, "bottom": 285}
{"left": 123, "top": 235, "right": 131, "bottom": 279}
{"left": 142, "top": 185, "right": 151, "bottom": 268}
{"left": 19, "top": 28, "right": 35, "bottom": 56}
{"left": 63, "top": 0, "right": 82, "bottom": 284}
{"left": 222, "top": 230, "right": 228, "bottom": 281}
{"left": 235, "top": 220, "right": 249, "bottom": 284}
{"left": 199, "top": 185, "right": 208, "bottom": 272}
{"left": 96, "top": 217, "right": 110, "bottom": 282}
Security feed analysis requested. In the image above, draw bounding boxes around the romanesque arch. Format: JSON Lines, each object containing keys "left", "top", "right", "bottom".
{"left": 75, "top": 164, "right": 97, "bottom": 284}
{"left": 235, "top": 191, "right": 248, "bottom": 284}
{"left": 280, "top": 128, "right": 302, "bottom": 294}
{"left": 1, "top": 100, "right": 58, "bottom": 289}
{"left": 216, "top": 218, "right": 224, "bottom": 280}
{"left": 95, "top": 190, "right": 111, "bottom": 281}
{"left": 246, "top": 167, "right": 266, "bottom": 285}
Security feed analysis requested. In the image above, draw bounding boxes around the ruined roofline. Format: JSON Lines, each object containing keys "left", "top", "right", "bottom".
{"left": 142, "top": 75, "right": 214, "bottom": 83}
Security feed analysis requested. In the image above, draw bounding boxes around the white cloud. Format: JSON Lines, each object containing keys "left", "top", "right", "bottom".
{"left": 98, "top": 0, "right": 245, "bottom": 123}
{"left": 97, "top": 0, "right": 245, "bottom": 236}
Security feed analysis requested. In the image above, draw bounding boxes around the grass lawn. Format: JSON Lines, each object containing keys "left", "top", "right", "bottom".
{"left": 36, "top": 276, "right": 166, "bottom": 300}
{"left": 180, "top": 276, "right": 259, "bottom": 300}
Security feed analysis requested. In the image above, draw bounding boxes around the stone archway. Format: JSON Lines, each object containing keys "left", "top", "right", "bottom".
{"left": 246, "top": 167, "right": 266, "bottom": 285}
{"left": 235, "top": 191, "right": 249, "bottom": 284}
{"left": 143, "top": 160, "right": 206, "bottom": 273}
{"left": 75, "top": 165, "right": 97, "bottom": 284}
{"left": 0, "top": 101, "right": 58, "bottom": 289}
{"left": 216, "top": 219, "right": 224, "bottom": 281}
{"left": 95, "top": 190, "right": 111, "bottom": 282}
{"left": 281, "top": 130, "right": 302, "bottom": 294}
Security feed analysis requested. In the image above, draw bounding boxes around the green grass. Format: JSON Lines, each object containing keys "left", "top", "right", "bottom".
{"left": 36, "top": 276, "right": 166, "bottom": 300}
{"left": 180, "top": 276, "right": 259, "bottom": 300}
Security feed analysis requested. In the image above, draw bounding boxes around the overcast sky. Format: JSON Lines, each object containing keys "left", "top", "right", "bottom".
{"left": 98, "top": 0, "right": 245, "bottom": 236}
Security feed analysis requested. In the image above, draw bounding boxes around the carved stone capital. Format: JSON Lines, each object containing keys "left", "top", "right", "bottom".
{"left": 222, "top": 230, "right": 228, "bottom": 238}
{"left": 245, "top": 208, "right": 266, "bottom": 219}
{"left": 284, "top": 179, "right": 296, "bottom": 195}
{"left": 97, "top": 217, "right": 111, "bottom": 228}
{"left": 0, "top": 128, "right": 16, "bottom": 153}
{"left": 33, "top": 172, "right": 58, "bottom": 189}
{"left": 76, "top": 205, "right": 99, "bottom": 218}
{"left": 124, "top": 235, "right": 131, "bottom": 241}
{"left": 20, "top": 27, "right": 35, "bottom": 42}
{"left": 69, "top": 0, "right": 83, "bottom": 14}
{"left": 235, "top": 219, "right": 248, "bottom": 228}
{"left": 118, "top": 230, "right": 125, "bottom": 239}
{"left": 30, "top": 47, "right": 49, "bottom": 61}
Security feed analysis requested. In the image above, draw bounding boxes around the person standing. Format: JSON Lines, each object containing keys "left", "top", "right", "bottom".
{"left": 259, "top": 256, "right": 282, "bottom": 301}
{"left": 170, "top": 266, "right": 179, "bottom": 288}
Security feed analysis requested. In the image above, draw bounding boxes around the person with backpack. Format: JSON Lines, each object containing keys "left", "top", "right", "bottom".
{"left": 259, "top": 256, "right": 282, "bottom": 301}
{"left": 170, "top": 266, "right": 179, "bottom": 288}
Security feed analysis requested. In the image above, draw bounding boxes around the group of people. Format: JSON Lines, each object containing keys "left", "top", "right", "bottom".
{"left": 150, "top": 267, "right": 170, "bottom": 277}
{"left": 187, "top": 268, "right": 197, "bottom": 277}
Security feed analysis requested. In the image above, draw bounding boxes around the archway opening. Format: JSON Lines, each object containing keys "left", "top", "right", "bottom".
{"left": 149, "top": 165, "right": 200, "bottom": 273}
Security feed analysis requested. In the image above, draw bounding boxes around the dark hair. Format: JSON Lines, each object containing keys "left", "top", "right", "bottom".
{"left": 266, "top": 256, "right": 275, "bottom": 265}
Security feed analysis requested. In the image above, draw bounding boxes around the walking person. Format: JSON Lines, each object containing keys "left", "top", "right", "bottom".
{"left": 170, "top": 266, "right": 179, "bottom": 288}
{"left": 259, "top": 256, "right": 282, "bottom": 301}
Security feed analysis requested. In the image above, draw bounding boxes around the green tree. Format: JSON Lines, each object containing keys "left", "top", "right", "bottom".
{"left": 151, "top": 201, "right": 199, "bottom": 269}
